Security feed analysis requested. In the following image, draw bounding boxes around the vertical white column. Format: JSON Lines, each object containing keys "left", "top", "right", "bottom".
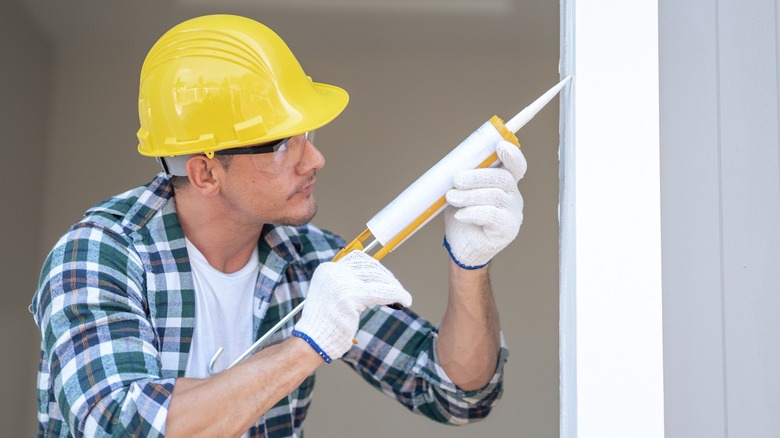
{"left": 560, "top": 0, "right": 665, "bottom": 437}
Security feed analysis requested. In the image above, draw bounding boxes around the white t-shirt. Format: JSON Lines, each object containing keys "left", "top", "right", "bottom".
{"left": 184, "top": 238, "right": 258, "bottom": 378}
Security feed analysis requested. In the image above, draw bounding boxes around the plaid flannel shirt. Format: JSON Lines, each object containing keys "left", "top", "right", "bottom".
{"left": 32, "top": 173, "right": 508, "bottom": 437}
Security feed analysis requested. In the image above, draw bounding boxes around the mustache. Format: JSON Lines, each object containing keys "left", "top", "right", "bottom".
{"left": 287, "top": 172, "right": 317, "bottom": 200}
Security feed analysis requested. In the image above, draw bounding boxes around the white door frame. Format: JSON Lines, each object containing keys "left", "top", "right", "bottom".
{"left": 560, "top": 1, "right": 665, "bottom": 436}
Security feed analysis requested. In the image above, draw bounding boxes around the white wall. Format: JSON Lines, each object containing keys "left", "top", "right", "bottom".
{"left": 660, "top": 0, "right": 780, "bottom": 436}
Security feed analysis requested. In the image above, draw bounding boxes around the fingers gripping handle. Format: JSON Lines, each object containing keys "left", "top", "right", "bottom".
{"left": 332, "top": 230, "right": 404, "bottom": 309}
{"left": 294, "top": 250, "right": 413, "bottom": 361}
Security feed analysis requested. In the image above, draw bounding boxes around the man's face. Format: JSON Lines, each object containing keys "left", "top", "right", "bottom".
{"left": 217, "top": 138, "right": 326, "bottom": 228}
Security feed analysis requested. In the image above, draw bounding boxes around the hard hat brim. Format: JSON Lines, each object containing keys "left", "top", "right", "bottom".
{"left": 137, "top": 82, "right": 349, "bottom": 158}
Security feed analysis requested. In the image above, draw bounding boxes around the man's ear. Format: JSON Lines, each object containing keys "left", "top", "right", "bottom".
{"left": 184, "top": 155, "right": 221, "bottom": 196}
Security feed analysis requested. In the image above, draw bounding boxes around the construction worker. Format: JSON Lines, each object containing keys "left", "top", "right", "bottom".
{"left": 31, "top": 14, "right": 527, "bottom": 437}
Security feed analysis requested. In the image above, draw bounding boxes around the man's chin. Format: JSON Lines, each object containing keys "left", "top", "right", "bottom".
{"left": 278, "top": 203, "right": 318, "bottom": 227}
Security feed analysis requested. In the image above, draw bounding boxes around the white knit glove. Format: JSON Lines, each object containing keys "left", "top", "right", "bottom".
{"left": 293, "top": 250, "right": 412, "bottom": 362}
{"left": 443, "top": 140, "right": 527, "bottom": 269}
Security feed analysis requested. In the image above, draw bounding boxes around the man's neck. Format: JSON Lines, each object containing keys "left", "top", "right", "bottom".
{"left": 175, "top": 192, "right": 263, "bottom": 274}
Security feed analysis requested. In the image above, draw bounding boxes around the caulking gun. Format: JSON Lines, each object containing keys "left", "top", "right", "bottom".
{"left": 333, "top": 75, "right": 572, "bottom": 262}
{"left": 208, "top": 76, "right": 572, "bottom": 374}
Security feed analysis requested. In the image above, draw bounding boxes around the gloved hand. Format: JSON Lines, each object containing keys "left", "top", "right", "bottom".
{"left": 293, "top": 250, "right": 412, "bottom": 362}
{"left": 443, "top": 140, "right": 527, "bottom": 269}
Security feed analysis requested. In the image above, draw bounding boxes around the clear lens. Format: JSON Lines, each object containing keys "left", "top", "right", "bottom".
{"left": 250, "top": 132, "right": 313, "bottom": 173}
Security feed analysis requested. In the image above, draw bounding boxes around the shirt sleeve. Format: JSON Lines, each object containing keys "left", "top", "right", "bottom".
{"left": 341, "top": 305, "right": 509, "bottom": 425}
{"left": 32, "top": 223, "right": 174, "bottom": 437}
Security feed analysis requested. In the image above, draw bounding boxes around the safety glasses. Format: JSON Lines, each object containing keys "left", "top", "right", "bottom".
{"left": 214, "top": 131, "right": 314, "bottom": 174}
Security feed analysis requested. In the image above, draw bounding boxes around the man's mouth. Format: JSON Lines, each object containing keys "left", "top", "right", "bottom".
{"left": 289, "top": 174, "right": 316, "bottom": 200}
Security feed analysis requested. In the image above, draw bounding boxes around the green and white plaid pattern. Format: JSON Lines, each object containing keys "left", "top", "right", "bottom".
{"left": 32, "top": 173, "right": 508, "bottom": 437}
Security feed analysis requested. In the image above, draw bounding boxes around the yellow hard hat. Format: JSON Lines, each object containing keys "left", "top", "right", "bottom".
{"left": 137, "top": 14, "right": 349, "bottom": 158}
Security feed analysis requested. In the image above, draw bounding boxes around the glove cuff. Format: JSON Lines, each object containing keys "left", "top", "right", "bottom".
{"left": 291, "top": 329, "right": 333, "bottom": 363}
{"left": 443, "top": 236, "right": 491, "bottom": 270}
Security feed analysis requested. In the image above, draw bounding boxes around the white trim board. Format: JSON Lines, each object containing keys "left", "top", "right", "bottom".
{"left": 560, "top": 0, "right": 665, "bottom": 436}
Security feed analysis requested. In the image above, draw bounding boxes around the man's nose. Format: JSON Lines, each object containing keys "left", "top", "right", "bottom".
{"left": 296, "top": 139, "right": 325, "bottom": 172}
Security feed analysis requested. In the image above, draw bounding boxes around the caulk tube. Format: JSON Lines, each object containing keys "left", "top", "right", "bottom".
{"left": 366, "top": 116, "right": 517, "bottom": 250}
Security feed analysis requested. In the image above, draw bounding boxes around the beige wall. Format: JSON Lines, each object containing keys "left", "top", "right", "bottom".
{"left": 7, "top": 3, "right": 560, "bottom": 437}
{"left": 0, "top": 0, "right": 52, "bottom": 434}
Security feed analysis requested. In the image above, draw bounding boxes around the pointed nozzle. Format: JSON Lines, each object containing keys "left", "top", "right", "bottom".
{"left": 505, "top": 76, "right": 571, "bottom": 134}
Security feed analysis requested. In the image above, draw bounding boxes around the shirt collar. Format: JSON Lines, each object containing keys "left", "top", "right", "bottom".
{"left": 259, "top": 223, "right": 304, "bottom": 265}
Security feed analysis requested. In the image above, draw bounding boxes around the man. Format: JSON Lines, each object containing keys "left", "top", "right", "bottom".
{"left": 32, "top": 14, "right": 527, "bottom": 437}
